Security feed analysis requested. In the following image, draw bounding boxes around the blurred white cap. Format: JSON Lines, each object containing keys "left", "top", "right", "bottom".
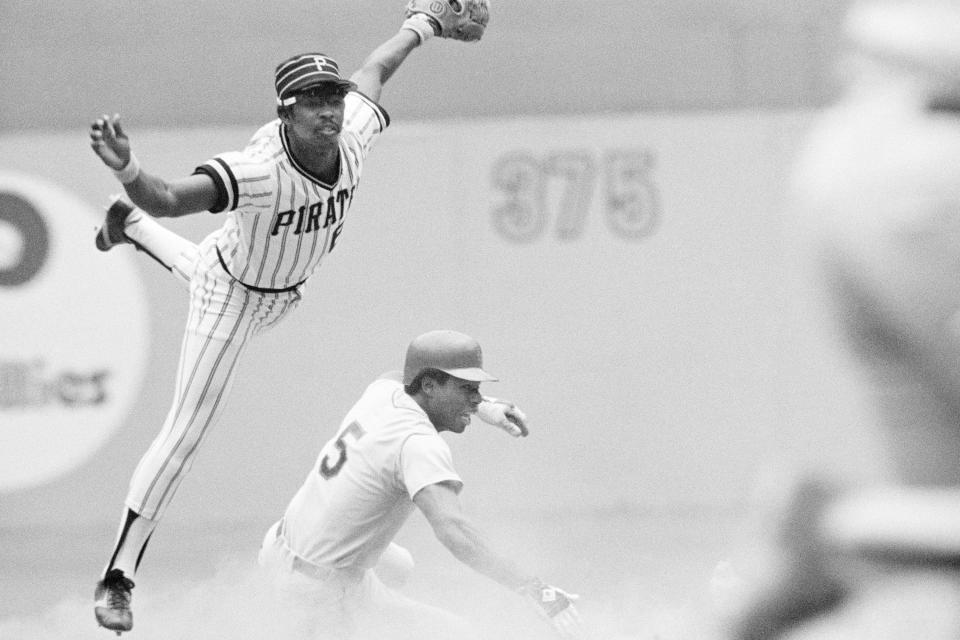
{"left": 845, "top": 1, "right": 960, "bottom": 80}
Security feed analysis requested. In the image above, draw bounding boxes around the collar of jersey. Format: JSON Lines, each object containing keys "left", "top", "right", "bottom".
{"left": 280, "top": 123, "right": 343, "bottom": 190}
{"left": 391, "top": 385, "right": 424, "bottom": 414}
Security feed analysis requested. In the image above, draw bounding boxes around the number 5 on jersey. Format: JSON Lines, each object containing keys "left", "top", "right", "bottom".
{"left": 319, "top": 421, "right": 366, "bottom": 479}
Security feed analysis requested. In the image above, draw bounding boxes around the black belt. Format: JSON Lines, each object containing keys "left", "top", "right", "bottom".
{"left": 216, "top": 247, "right": 305, "bottom": 293}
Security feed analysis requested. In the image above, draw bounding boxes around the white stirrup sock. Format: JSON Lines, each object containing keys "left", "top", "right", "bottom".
{"left": 123, "top": 213, "right": 200, "bottom": 287}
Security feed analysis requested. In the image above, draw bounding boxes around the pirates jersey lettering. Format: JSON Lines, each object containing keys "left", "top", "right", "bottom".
{"left": 194, "top": 91, "right": 388, "bottom": 290}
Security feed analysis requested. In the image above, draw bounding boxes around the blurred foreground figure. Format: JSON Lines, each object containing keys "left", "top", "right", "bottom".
{"left": 728, "top": 2, "right": 960, "bottom": 639}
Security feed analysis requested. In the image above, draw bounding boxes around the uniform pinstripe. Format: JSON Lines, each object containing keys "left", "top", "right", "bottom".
{"left": 124, "top": 91, "right": 388, "bottom": 520}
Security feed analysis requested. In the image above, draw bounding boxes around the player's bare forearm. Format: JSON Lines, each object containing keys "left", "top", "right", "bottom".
{"left": 123, "top": 172, "right": 218, "bottom": 218}
{"left": 435, "top": 515, "right": 535, "bottom": 589}
{"left": 415, "top": 484, "right": 534, "bottom": 589}
{"left": 91, "top": 113, "right": 217, "bottom": 217}
{"left": 826, "top": 245, "right": 960, "bottom": 415}
{"left": 350, "top": 29, "right": 421, "bottom": 101}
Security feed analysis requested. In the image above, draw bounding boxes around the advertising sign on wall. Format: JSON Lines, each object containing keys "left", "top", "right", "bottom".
{"left": 0, "top": 172, "right": 150, "bottom": 492}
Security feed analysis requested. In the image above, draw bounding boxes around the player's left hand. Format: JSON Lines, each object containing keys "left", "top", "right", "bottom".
{"left": 404, "top": 0, "right": 490, "bottom": 42}
{"left": 519, "top": 579, "right": 585, "bottom": 640}
{"left": 477, "top": 397, "right": 529, "bottom": 437}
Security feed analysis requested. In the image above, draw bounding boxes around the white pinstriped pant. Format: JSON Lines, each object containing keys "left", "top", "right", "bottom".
{"left": 126, "top": 233, "right": 302, "bottom": 520}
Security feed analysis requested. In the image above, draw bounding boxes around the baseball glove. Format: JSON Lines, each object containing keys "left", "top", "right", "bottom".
{"left": 405, "top": 0, "right": 490, "bottom": 42}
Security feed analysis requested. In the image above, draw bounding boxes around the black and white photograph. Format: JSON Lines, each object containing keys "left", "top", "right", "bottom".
{"left": 2, "top": 2, "right": 960, "bottom": 639}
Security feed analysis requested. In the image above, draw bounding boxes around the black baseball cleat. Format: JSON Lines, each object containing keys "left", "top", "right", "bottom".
{"left": 94, "top": 568, "right": 135, "bottom": 634}
{"left": 95, "top": 196, "right": 134, "bottom": 252}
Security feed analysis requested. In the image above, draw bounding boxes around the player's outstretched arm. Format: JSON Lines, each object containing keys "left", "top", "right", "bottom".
{"left": 89, "top": 113, "right": 218, "bottom": 218}
{"left": 414, "top": 482, "right": 583, "bottom": 639}
{"left": 349, "top": 25, "right": 423, "bottom": 102}
{"left": 725, "top": 477, "right": 849, "bottom": 640}
{"left": 349, "top": 0, "right": 491, "bottom": 102}
{"left": 414, "top": 481, "right": 531, "bottom": 586}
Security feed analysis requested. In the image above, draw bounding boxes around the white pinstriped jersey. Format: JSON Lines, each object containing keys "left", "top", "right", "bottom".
{"left": 194, "top": 91, "right": 389, "bottom": 290}
{"left": 282, "top": 376, "right": 463, "bottom": 571}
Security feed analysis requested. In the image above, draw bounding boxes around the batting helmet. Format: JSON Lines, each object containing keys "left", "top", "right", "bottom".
{"left": 403, "top": 330, "right": 498, "bottom": 386}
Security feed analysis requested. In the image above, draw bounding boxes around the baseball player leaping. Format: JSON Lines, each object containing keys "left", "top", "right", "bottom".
{"left": 87, "top": 2, "right": 494, "bottom": 634}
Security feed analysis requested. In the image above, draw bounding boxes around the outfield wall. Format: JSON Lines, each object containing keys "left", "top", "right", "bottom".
{"left": 0, "top": 111, "right": 883, "bottom": 528}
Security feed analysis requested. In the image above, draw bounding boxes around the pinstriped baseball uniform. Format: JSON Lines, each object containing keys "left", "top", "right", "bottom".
{"left": 195, "top": 92, "right": 388, "bottom": 290}
{"left": 125, "top": 92, "right": 389, "bottom": 520}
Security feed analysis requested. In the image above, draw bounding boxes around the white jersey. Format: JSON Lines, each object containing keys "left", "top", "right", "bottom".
{"left": 282, "top": 377, "right": 463, "bottom": 570}
{"left": 194, "top": 91, "right": 389, "bottom": 290}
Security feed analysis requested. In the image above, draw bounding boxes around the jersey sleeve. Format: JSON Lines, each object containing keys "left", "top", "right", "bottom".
{"left": 342, "top": 91, "right": 390, "bottom": 158}
{"left": 193, "top": 150, "right": 276, "bottom": 214}
{"left": 399, "top": 433, "right": 462, "bottom": 499}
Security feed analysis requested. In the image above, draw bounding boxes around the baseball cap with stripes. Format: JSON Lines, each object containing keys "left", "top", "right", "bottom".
{"left": 275, "top": 53, "right": 357, "bottom": 106}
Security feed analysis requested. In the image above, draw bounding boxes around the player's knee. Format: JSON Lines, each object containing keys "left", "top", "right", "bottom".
{"left": 375, "top": 542, "right": 415, "bottom": 588}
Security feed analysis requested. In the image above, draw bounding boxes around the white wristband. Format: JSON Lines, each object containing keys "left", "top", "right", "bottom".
{"left": 401, "top": 14, "right": 436, "bottom": 44}
{"left": 113, "top": 152, "right": 141, "bottom": 184}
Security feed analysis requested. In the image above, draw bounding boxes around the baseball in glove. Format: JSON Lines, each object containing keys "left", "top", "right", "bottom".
{"left": 405, "top": 0, "right": 490, "bottom": 42}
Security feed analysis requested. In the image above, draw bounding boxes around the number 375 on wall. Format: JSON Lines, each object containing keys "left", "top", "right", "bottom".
{"left": 489, "top": 149, "right": 660, "bottom": 243}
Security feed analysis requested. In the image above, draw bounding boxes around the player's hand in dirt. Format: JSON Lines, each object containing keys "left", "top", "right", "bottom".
{"left": 519, "top": 579, "right": 585, "bottom": 639}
